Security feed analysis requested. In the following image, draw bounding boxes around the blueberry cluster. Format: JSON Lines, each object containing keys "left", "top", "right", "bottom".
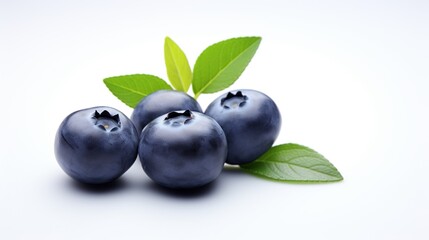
{"left": 54, "top": 89, "right": 281, "bottom": 188}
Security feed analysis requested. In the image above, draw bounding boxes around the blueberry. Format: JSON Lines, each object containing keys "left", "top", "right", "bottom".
{"left": 131, "top": 90, "right": 202, "bottom": 134}
{"left": 205, "top": 89, "right": 281, "bottom": 165}
{"left": 54, "top": 106, "right": 139, "bottom": 184}
{"left": 138, "top": 110, "right": 227, "bottom": 189}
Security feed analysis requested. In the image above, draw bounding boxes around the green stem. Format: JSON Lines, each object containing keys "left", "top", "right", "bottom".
{"left": 194, "top": 92, "right": 200, "bottom": 99}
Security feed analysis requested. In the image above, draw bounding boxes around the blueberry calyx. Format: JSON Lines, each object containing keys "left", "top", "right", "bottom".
{"left": 92, "top": 110, "right": 121, "bottom": 132}
{"left": 221, "top": 91, "right": 248, "bottom": 109}
{"left": 164, "top": 110, "right": 193, "bottom": 126}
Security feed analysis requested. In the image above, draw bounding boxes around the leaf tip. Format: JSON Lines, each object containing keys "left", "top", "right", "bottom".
{"left": 102, "top": 77, "right": 111, "bottom": 85}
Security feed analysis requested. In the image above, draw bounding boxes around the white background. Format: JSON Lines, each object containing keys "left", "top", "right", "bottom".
{"left": 1, "top": 0, "right": 428, "bottom": 239}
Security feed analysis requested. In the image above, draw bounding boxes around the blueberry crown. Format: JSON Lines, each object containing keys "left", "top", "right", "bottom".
{"left": 221, "top": 91, "right": 248, "bottom": 109}
{"left": 92, "top": 110, "right": 121, "bottom": 131}
{"left": 164, "top": 110, "right": 194, "bottom": 126}
{"left": 165, "top": 110, "right": 193, "bottom": 120}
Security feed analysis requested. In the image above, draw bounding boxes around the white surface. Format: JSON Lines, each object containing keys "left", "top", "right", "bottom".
{"left": 1, "top": 0, "right": 428, "bottom": 239}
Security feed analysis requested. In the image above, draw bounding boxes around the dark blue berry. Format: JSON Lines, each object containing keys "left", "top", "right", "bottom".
{"left": 54, "top": 106, "right": 139, "bottom": 184}
{"left": 205, "top": 89, "right": 281, "bottom": 164}
{"left": 138, "top": 110, "right": 227, "bottom": 189}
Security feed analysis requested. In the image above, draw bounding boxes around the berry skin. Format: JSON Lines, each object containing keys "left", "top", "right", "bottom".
{"left": 205, "top": 89, "right": 281, "bottom": 165}
{"left": 138, "top": 110, "right": 227, "bottom": 189}
{"left": 131, "top": 90, "right": 202, "bottom": 134}
{"left": 54, "top": 106, "right": 139, "bottom": 184}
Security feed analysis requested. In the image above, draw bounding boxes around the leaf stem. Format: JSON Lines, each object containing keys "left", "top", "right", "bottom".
{"left": 194, "top": 92, "right": 200, "bottom": 99}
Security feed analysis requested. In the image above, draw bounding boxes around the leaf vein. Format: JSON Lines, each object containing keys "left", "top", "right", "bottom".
{"left": 196, "top": 39, "right": 259, "bottom": 96}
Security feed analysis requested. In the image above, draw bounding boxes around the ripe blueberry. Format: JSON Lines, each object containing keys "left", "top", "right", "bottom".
{"left": 138, "top": 110, "right": 227, "bottom": 189}
{"left": 54, "top": 106, "right": 139, "bottom": 184}
{"left": 205, "top": 89, "right": 281, "bottom": 165}
{"left": 131, "top": 90, "right": 202, "bottom": 134}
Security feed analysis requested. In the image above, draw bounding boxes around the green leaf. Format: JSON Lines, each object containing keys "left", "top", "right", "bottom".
{"left": 164, "top": 37, "right": 192, "bottom": 92}
{"left": 103, "top": 74, "right": 172, "bottom": 108}
{"left": 240, "top": 144, "right": 343, "bottom": 182}
{"left": 192, "top": 36, "right": 261, "bottom": 98}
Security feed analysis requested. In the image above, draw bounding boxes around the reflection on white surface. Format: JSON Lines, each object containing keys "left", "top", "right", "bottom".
{"left": 0, "top": 0, "right": 428, "bottom": 239}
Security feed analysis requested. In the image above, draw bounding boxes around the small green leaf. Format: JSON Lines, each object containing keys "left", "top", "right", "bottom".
{"left": 192, "top": 37, "right": 261, "bottom": 98}
{"left": 164, "top": 37, "right": 192, "bottom": 92}
{"left": 103, "top": 74, "right": 172, "bottom": 108}
{"left": 240, "top": 144, "right": 343, "bottom": 182}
